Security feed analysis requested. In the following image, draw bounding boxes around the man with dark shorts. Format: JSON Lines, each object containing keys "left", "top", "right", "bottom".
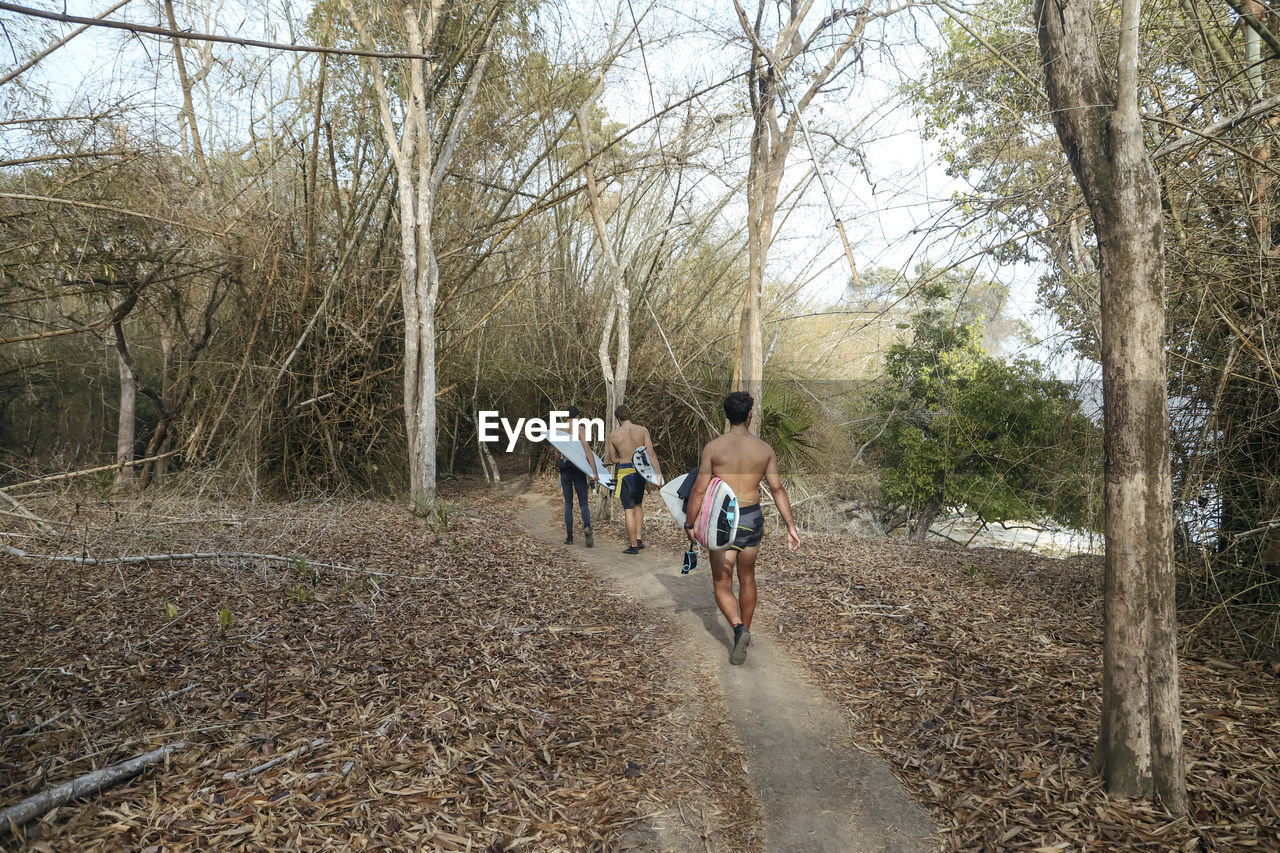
{"left": 555, "top": 406, "right": 597, "bottom": 547}
{"left": 607, "top": 405, "right": 663, "bottom": 554}
{"left": 685, "top": 391, "right": 800, "bottom": 664}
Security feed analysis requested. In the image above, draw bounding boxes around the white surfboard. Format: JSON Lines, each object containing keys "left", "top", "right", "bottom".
{"left": 631, "top": 446, "right": 662, "bottom": 486}
{"left": 548, "top": 431, "right": 613, "bottom": 487}
{"left": 660, "top": 472, "right": 691, "bottom": 526}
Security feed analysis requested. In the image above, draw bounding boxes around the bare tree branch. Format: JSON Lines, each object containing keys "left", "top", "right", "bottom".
{"left": 0, "top": 0, "right": 438, "bottom": 61}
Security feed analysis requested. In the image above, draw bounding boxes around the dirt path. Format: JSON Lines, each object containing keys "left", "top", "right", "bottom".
{"left": 519, "top": 491, "right": 937, "bottom": 852}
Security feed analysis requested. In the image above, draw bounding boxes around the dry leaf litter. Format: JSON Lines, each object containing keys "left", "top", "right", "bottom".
{"left": 1, "top": 484, "right": 761, "bottom": 851}
{"left": 627, "top": 490, "right": 1280, "bottom": 852}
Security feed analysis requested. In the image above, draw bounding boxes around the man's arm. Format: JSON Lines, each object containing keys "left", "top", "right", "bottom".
{"left": 643, "top": 427, "right": 663, "bottom": 484}
{"left": 765, "top": 450, "right": 801, "bottom": 552}
{"left": 576, "top": 423, "right": 599, "bottom": 481}
{"left": 684, "top": 443, "right": 715, "bottom": 542}
{"left": 580, "top": 434, "right": 599, "bottom": 481}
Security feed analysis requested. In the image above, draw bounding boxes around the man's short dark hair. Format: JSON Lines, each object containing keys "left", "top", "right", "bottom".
{"left": 567, "top": 405, "right": 580, "bottom": 419}
{"left": 724, "top": 391, "right": 753, "bottom": 425}
{"left": 615, "top": 404, "right": 631, "bottom": 422}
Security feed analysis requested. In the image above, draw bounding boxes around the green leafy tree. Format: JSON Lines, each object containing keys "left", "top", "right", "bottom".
{"left": 862, "top": 300, "right": 1102, "bottom": 538}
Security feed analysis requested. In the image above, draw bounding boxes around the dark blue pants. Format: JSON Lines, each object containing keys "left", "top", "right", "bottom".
{"left": 560, "top": 466, "right": 590, "bottom": 534}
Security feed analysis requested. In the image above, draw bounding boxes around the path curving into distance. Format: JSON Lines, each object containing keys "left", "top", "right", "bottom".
{"left": 518, "top": 491, "right": 937, "bottom": 853}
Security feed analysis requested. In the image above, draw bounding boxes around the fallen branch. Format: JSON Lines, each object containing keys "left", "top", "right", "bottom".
{"left": 0, "top": 490, "right": 57, "bottom": 536}
{"left": 0, "top": 508, "right": 70, "bottom": 529}
{"left": 0, "top": 543, "right": 457, "bottom": 583}
{"left": 0, "top": 450, "right": 180, "bottom": 491}
{"left": 511, "top": 623, "right": 614, "bottom": 635}
{"left": 223, "top": 738, "right": 324, "bottom": 781}
{"left": 146, "top": 684, "right": 200, "bottom": 705}
{"left": 302, "top": 718, "right": 395, "bottom": 783}
{"left": 0, "top": 544, "right": 356, "bottom": 572}
{"left": 19, "top": 709, "right": 69, "bottom": 736}
{"left": 0, "top": 742, "right": 184, "bottom": 837}
{"left": 835, "top": 598, "right": 911, "bottom": 618}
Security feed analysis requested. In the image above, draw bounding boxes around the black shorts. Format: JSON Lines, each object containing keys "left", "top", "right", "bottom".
{"left": 618, "top": 471, "right": 646, "bottom": 509}
{"left": 732, "top": 503, "right": 765, "bottom": 550}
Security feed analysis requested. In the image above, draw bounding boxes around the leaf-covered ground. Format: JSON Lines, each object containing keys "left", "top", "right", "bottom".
{"left": 633, "top": 511, "right": 1280, "bottom": 852}
{"left": 1, "top": 487, "right": 760, "bottom": 851}
{"left": 7, "top": 478, "right": 1278, "bottom": 852}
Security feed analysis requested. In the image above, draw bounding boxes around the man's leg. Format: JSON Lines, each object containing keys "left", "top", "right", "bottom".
{"left": 625, "top": 507, "right": 640, "bottom": 547}
{"left": 573, "top": 472, "right": 593, "bottom": 546}
{"left": 560, "top": 470, "right": 574, "bottom": 541}
{"left": 735, "top": 547, "right": 760, "bottom": 629}
{"left": 709, "top": 549, "right": 742, "bottom": 625}
{"left": 712, "top": 549, "right": 753, "bottom": 664}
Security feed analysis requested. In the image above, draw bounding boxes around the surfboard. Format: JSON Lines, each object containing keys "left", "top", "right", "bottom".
{"left": 695, "top": 477, "right": 739, "bottom": 551}
{"left": 661, "top": 472, "right": 739, "bottom": 551}
{"left": 548, "top": 431, "right": 613, "bottom": 487}
{"left": 631, "top": 446, "right": 662, "bottom": 486}
{"left": 660, "top": 472, "right": 691, "bottom": 526}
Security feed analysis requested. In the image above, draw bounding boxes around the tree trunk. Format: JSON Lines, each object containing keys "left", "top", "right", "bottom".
{"left": 164, "top": 0, "right": 209, "bottom": 184}
{"left": 156, "top": 319, "right": 177, "bottom": 479}
{"left": 114, "top": 341, "right": 136, "bottom": 485}
{"left": 471, "top": 322, "right": 500, "bottom": 486}
{"left": 731, "top": 0, "right": 870, "bottom": 435}
{"left": 396, "top": 145, "right": 440, "bottom": 505}
{"left": 737, "top": 86, "right": 771, "bottom": 434}
{"left": 347, "top": 0, "right": 494, "bottom": 506}
{"left": 1035, "top": 0, "right": 1187, "bottom": 814}
{"left": 910, "top": 497, "right": 941, "bottom": 540}
{"left": 575, "top": 97, "right": 629, "bottom": 431}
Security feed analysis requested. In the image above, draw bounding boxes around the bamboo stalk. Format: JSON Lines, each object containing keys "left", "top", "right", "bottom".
{"left": 0, "top": 0, "right": 134, "bottom": 87}
{"left": 0, "top": 1, "right": 437, "bottom": 60}
{"left": 0, "top": 491, "right": 55, "bottom": 535}
{"left": 0, "top": 451, "right": 180, "bottom": 492}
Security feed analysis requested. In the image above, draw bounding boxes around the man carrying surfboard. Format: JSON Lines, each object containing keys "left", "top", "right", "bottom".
{"left": 555, "top": 406, "right": 598, "bottom": 547}
{"left": 684, "top": 391, "right": 801, "bottom": 665}
{"left": 607, "top": 405, "right": 663, "bottom": 555}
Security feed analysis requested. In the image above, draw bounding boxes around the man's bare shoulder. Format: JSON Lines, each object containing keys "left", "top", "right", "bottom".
{"left": 742, "top": 433, "right": 775, "bottom": 463}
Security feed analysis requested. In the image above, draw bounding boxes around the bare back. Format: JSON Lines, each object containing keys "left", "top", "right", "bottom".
{"left": 701, "top": 430, "right": 777, "bottom": 506}
{"left": 608, "top": 422, "right": 651, "bottom": 464}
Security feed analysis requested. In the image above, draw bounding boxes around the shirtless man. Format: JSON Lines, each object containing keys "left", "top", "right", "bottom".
{"left": 685, "top": 391, "right": 800, "bottom": 665}
{"left": 607, "top": 405, "right": 663, "bottom": 555}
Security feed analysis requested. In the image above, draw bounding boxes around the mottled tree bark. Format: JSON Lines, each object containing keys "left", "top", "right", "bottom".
{"left": 575, "top": 93, "right": 629, "bottom": 433}
{"left": 732, "top": 0, "right": 868, "bottom": 434}
{"left": 1035, "top": 0, "right": 1187, "bottom": 814}
{"left": 348, "top": 0, "right": 495, "bottom": 505}
{"left": 113, "top": 336, "right": 136, "bottom": 485}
